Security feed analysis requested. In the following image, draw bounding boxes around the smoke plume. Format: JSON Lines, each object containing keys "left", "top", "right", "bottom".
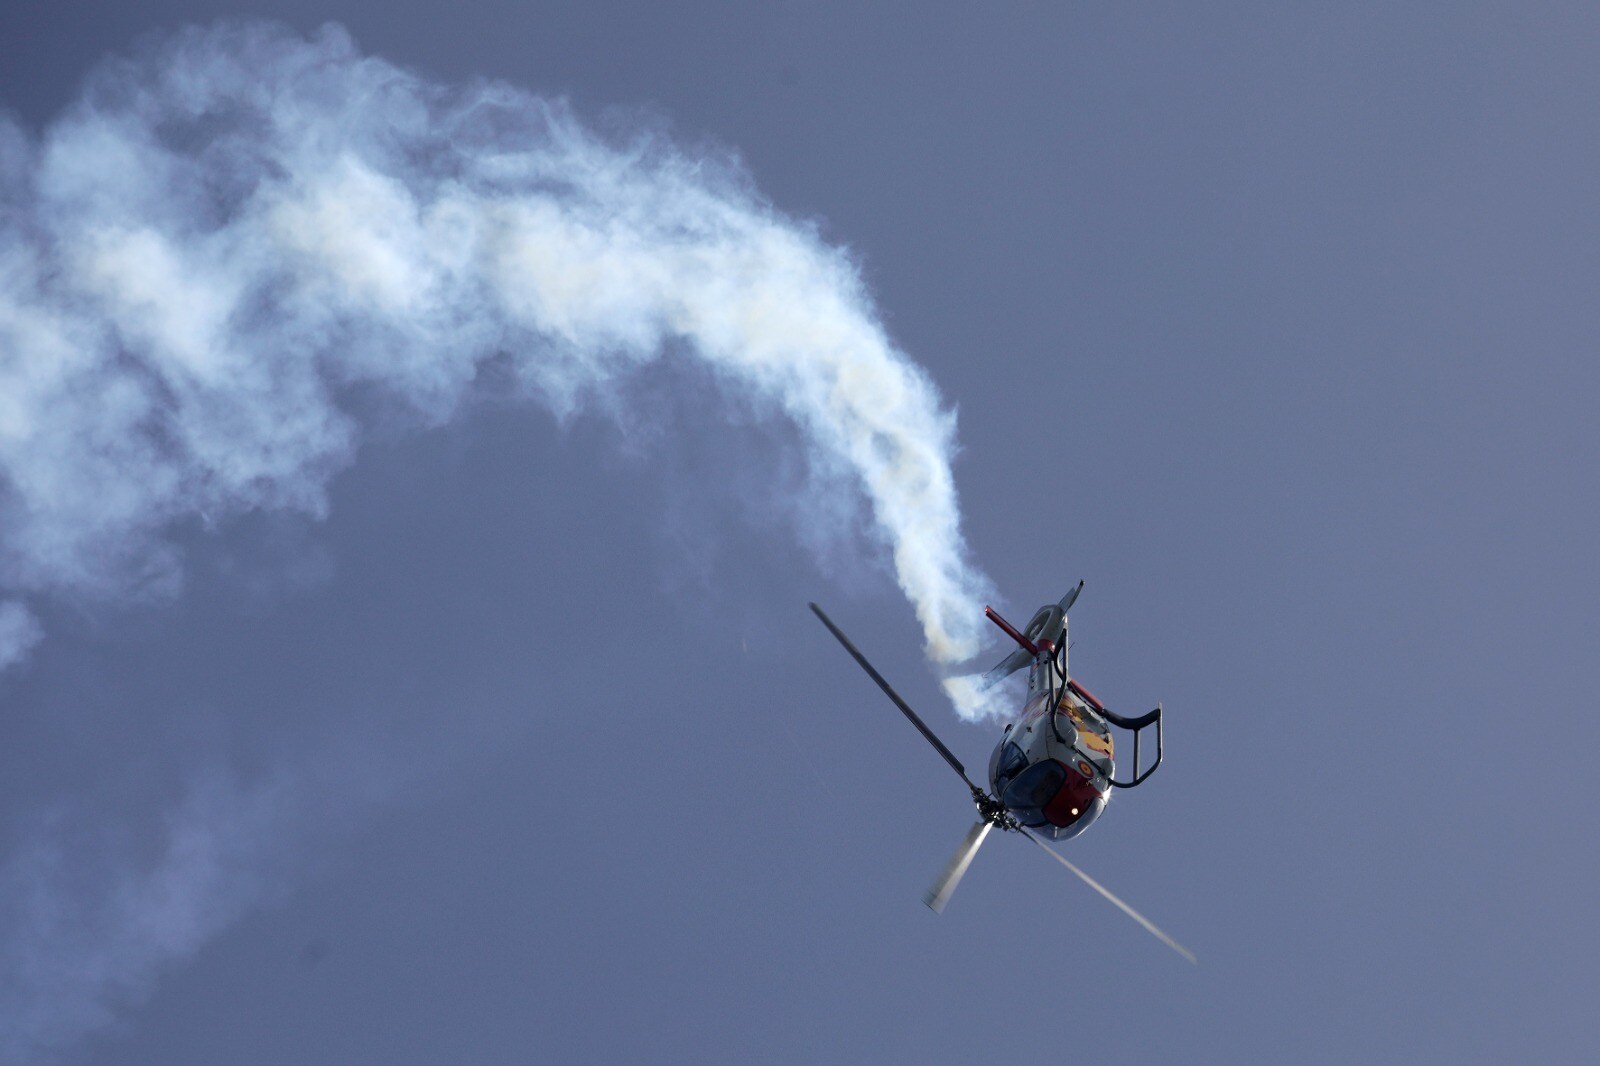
{"left": 0, "top": 602, "right": 40, "bottom": 674}
{"left": 0, "top": 21, "right": 993, "bottom": 666}
{"left": 0, "top": 22, "right": 1008, "bottom": 1061}
{"left": 0, "top": 768, "right": 298, "bottom": 1059}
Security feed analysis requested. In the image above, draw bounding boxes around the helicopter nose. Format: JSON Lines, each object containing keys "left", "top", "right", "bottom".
{"left": 1043, "top": 766, "right": 1103, "bottom": 829}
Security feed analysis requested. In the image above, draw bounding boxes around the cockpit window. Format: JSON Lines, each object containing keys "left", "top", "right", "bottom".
{"left": 992, "top": 741, "right": 1028, "bottom": 796}
{"left": 1002, "top": 760, "right": 1067, "bottom": 827}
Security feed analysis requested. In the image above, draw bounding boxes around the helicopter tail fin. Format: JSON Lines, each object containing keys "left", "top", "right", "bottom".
{"left": 977, "top": 582, "right": 1082, "bottom": 689}
{"left": 979, "top": 646, "right": 1034, "bottom": 689}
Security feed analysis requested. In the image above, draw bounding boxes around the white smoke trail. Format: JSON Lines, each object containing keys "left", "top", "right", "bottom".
{"left": 0, "top": 22, "right": 1008, "bottom": 1060}
{"left": 0, "top": 729, "right": 419, "bottom": 1066}
{"left": 0, "top": 20, "right": 994, "bottom": 666}
{"left": 940, "top": 671, "right": 1017, "bottom": 723}
{"left": 0, "top": 602, "right": 41, "bottom": 674}
{"left": 0, "top": 768, "right": 298, "bottom": 1061}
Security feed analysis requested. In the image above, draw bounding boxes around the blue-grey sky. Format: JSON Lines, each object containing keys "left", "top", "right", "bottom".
{"left": 2, "top": 3, "right": 1596, "bottom": 1064}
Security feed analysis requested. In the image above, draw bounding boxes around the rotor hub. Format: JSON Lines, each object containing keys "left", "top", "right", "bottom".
{"left": 972, "top": 788, "right": 1019, "bottom": 832}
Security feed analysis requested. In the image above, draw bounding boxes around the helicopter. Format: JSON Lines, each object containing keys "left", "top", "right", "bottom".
{"left": 810, "top": 583, "right": 1195, "bottom": 963}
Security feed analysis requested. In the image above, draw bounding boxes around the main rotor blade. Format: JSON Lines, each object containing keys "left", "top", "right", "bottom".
{"left": 1021, "top": 829, "right": 1197, "bottom": 964}
{"left": 924, "top": 821, "right": 992, "bottom": 913}
{"left": 809, "top": 603, "right": 977, "bottom": 790}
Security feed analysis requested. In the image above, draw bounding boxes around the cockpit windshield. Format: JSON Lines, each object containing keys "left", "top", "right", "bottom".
{"left": 1001, "top": 760, "right": 1067, "bottom": 828}
{"left": 1001, "top": 758, "right": 1102, "bottom": 833}
{"left": 990, "top": 740, "right": 1028, "bottom": 799}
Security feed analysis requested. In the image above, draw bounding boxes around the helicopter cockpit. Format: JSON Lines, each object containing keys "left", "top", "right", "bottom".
{"left": 987, "top": 697, "right": 1112, "bottom": 842}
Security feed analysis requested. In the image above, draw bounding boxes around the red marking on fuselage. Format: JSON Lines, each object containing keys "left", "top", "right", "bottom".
{"left": 1044, "top": 761, "right": 1103, "bottom": 828}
